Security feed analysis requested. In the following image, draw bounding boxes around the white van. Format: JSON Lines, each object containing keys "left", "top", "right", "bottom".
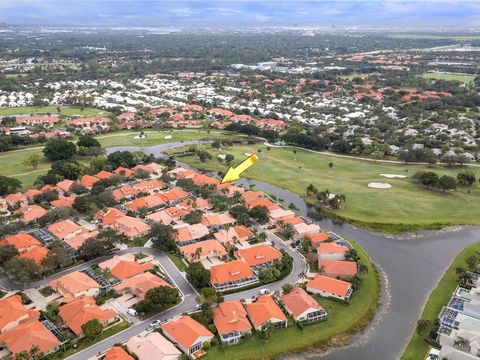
{"left": 258, "top": 288, "right": 270, "bottom": 295}
{"left": 126, "top": 308, "right": 138, "bottom": 316}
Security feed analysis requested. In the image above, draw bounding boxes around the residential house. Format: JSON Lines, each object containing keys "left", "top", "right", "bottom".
{"left": 15, "top": 205, "right": 47, "bottom": 223}
{"left": 145, "top": 209, "right": 175, "bottom": 225}
{"left": 201, "top": 213, "right": 236, "bottom": 229}
{"left": 0, "top": 295, "right": 39, "bottom": 334}
{"left": 124, "top": 194, "right": 166, "bottom": 212}
{"left": 214, "top": 225, "right": 254, "bottom": 247}
{"left": 95, "top": 207, "right": 126, "bottom": 226}
{"left": 132, "top": 163, "right": 164, "bottom": 176}
{"left": 96, "top": 170, "right": 115, "bottom": 180}
{"left": 305, "top": 233, "right": 330, "bottom": 248}
{"left": 98, "top": 255, "right": 153, "bottom": 280}
{"left": 18, "top": 247, "right": 49, "bottom": 267}
{"left": 318, "top": 259, "right": 358, "bottom": 278}
{"left": 4, "top": 193, "right": 27, "bottom": 208}
{"left": 114, "top": 167, "right": 135, "bottom": 178}
{"left": 16, "top": 116, "right": 60, "bottom": 127}
{"left": 280, "top": 287, "right": 328, "bottom": 323}
{"left": 56, "top": 179, "right": 75, "bottom": 194}
{"left": 161, "top": 315, "right": 214, "bottom": 357}
{"left": 213, "top": 300, "right": 252, "bottom": 344}
{"left": 235, "top": 244, "right": 283, "bottom": 270}
{"left": 110, "top": 216, "right": 151, "bottom": 239}
{"left": 268, "top": 208, "right": 295, "bottom": 225}
{"left": 246, "top": 295, "right": 287, "bottom": 330}
{"left": 293, "top": 222, "right": 321, "bottom": 239}
{"left": 23, "top": 189, "right": 42, "bottom": 202}
{"left": 132, "top": 179, "right": 165, "bottom": 193}
{"left": 113, "top": 272, "right": 172, "bottom": 303}
{"left": 317, "top": 243, "right": 349, "bottom": 261}
{"left": 180, "top": 239, "right": 228, "bottom": 264}
{"left": 79, "top": 175, "right": 99, "bottom": 189}
{"left": 0, "top": 198, "right": 8, "bottom": 213}
{"left": 0, "top": 320, "right": 61, "bottom": 357}
{"left": 103, "top": 346, "right": 134, "bottom": 360}
{"left": 306, "top": 274, "right": 353, "bottom": 301}
{"left": 160, "top": 188, "right": 189, "bottom": 203}
{"left": 59, "top": 297, "right": 118, "bottom": 337}
{"left": 174, "top": 223, "right": 210, "bottom": 246}
{"left": 48, "top": 219, "right": 88, "bottom": 241}
{"left": 1, "top": 233, "right": 42, "bottom": 253}
{"left": 50, "top": 196, "right": 75, "bottom": 209}
{"left": 245, "top": 198, "right": 280, "bottom": 212}
{"left": 125, "top": 332, "right": 181, "bottom": 360}
{"left": 210, "top": 259, "right": 258, "bottom": 292}
{"left": 64, "top": 231, "right": 98, "bottom": 251}
{"left": 49, "top": 271, "right": 101, "bottom": 302}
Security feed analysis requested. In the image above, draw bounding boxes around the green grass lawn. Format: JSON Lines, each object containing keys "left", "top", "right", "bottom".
{"left": 0, "top": 106, "right": 109, "bottom": 117}
{"left": 168, "top": 252, "right": 188, "bottom": 272}
{"left": 338, "top": 73, "right": 369, "bottom": 81}
{"left": 167, "top": 144, "right": 480, "bottom": 232}
{"left": 204, "top": 241, "right": 379, "bottom": 360}
{"left": 51, "top": 319, "right": 131, "bottom": 359}
{"left": 401, "top": 241, "right": 480, "bottom": 360}
{"left": 422, "top": 72, "right": 475, "bottom": 84}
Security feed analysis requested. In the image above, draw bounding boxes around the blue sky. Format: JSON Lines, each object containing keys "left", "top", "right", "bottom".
{"left": 0, "top": 1, "right": 479, "bottom": 27}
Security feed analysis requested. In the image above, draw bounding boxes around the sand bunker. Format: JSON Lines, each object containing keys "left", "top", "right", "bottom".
{"left": 164, "top": 135, "right": 172, "bottom": 140}
{"left": 244, "top": 153, "right": 252, "bottom": 156}
{"left": 379, "top": 173, "right": 407, "bottom": 179}
{"left": 134, "top": 135, "right": 146, "bottom": 139}
{"left": 368, "top": 182, "right": 392, "bottom": 189}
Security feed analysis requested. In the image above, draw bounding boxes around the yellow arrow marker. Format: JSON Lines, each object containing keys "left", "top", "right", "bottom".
{"left": 221, "top": 154, "right": 258, "bottom": 183}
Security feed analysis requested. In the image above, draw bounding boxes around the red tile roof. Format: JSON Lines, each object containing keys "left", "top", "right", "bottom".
{"left": 307, "top": 274, "right": 352, "bottom": 298}
{"left": 161, "top": 315, "right": 213, "bottom": 350}
{"left": 280, "top": 287, "right": 324, "bottom": 318}
{"left": 319, "top": 259, "right": 358, "bottom": 277}
{"left": 235, "top": 244, "right": 282, "bottom": 267}
{"left": 246, "top": 295, "right": 287, "bottom": 328}
{"left": 213, "top": 300, "right": 251, "bottom": 335}
{"left": 210, "top": 259, "right": 254, "bottom": 285}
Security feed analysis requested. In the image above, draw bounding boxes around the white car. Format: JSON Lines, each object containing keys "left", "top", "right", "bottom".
{"left": 150, "top": 319, "right": 161, "bottom": 327}
{"left": 126, "top": 308, "right": 138, "bottom": 316}
{"left": 258, "top": 288, "right": 270, "bottom": 295}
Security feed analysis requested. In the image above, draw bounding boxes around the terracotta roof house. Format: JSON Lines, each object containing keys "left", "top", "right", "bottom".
{"left": 246, "top": 295, "right": 287, "bottom": 330}
{"left": 102, "top": 257, "right": 153, "bottom": 280}
{"left": 175, "top": 223, "right": 210, "bottom": 246}
{"left": 95, "top": 207, "right": 125, "bottom": 226}
{"left": 145, "top": 209, "right": 175, "bottom": 225}
{"left": 124, "top": 194, "right": 166, "bottom": 212}
{"left": 132, "top": 163, "right": 164, "bottom": 175}
{"left": 16, "top": 115, "right": 60, "bottom": 127}
{"left": 235, "top": 244, "right": 283, "bottom": 269}
{"left": 79, "top": 174, "right": 100, "bottom": 189}
{"left": 245, "top": 198, "right": 280, "bottom": 212}
{"left": 98, "top": 253, "right": 136, "bottom": 270}
{"left": 160, "top": 188, "right": 189, "bottom": 203}
{"left": 18, "top": 247, "right": 49, "bottom": 267}
{"left": 161, "top": 315, "right": 214, "bottom": 357}
{"left": 4, "top": 193, "right": 28, "bottom": 208}
{"left": 180, "top": 239, "right": 228, "bottom": 263}
{"left": 111, "top": 216, "right": 151, "bottom": 239}
{"left": 181, "top": 104, "right": 204, "bottom": 112}
{"left": 168, "top": 168, "right": 197, "bottom": 180}
{"left": 0, "top": 320, "right": 61, "bottom": 357}
{"left": 0, "top": 295, "right": 39, "bottom": 334}
{"left": 113, "top": 272, "right": 172, "bottom": 302}
{"left": 317, "top": 243, "right": 349, "bottom": 261}
{"left": 114, "top": 167, "right": 135, "bottom": 178}
{"left": 15, "top": 205, "right": 47, "bottom": 223}
{"left": 112, "top": 186, "right": 139, "bottom": 201}
{"left": 268, "top": 208, "right": 295, "bottom": 224}
{"left": 103, "top": 346, "right": 134, "bottom": 360}
{"left": 293, "top": 222, "right": 321, "bottom": 238}
{"left": 24, "top": 189, "right": 42, "bottom": 202}
{"left": 177, "top": 197, "right": 210, "bottom": 211}
{"left": 191, "top": 174, "right": 220, "bottom": 187}
{"left": 210, "top": 259, "right": 258, "bottom": 292}
{"left": 165, "top": 206, "right": 189, "bottom": 220}
{"left": 64, "top": 231, "right": 98, "bottom": 250}
{"left": 307, "top": 274, "right": 353, "bottom": 301}
{"left": 48, "top": 219, "right": 88, "bottom": 241}
{"left": 96, "top": 170, "right": 115, "bottom": 180}
{"left": 214, "top": 225, "right": 254, "bottom": 247}
{"left": 319, "top": 259, "right": 358, "bottom": 278}
{"left": 49, "top": 271, "right": 101, "bottom": 302}
{"left": 241, "top": 191, "right": 264, "bottom": 203}
{"left": 125, "top": 332, "right": 181, "bottom": 360}
{"left": 280, "top": 287, "right": 327, "bottom": 323}
{"left": 306, "top": 232, "right": 330, "bottom": 247}
{"left": 1, "top": 233, "right": 42, "bottom": 253}
{"left": 219, "top": 184, "right": 245, "bottom": 197}
{"left": 0, "top": 198, "right": 7, "bottom": 213}
{"left": 132, "top": 179, "right": 165, "bottom": 193}
{"left": 50, "top": 196, "right": 75, "bottom": 209}
{"left": 56, "top": 179, "right": 75, "bottom": 194}
{"left": 213, "top": 300, "right": 252, "bottom": 344}
{"left": 201, "top": 213, "right": 236, "bottom": 228}
{"left": 59, "top": 297, "right": 117, "bottom": 336}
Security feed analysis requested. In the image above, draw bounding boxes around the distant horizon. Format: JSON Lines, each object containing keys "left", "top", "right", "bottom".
{"left": 1, "top": 1, "right": 480, "bottom": 28}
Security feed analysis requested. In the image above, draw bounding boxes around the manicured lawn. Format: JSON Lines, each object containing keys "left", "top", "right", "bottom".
{"left": 338, "top": 73, "right": 369, "bottom": 81}
{"left": 168, "top": 252, "right": 188, "bottom": 272}
{"left": 422, "top": 72, "right": 475, "bottom": 84}
{"left": 0, "top": 106, "right": 109, "bottom": 117}
{"left": 401, "top": 242, "right": 480, "bottom": 360}
{"left": 167, "top": 144, "right": 480, "bottom": 232}
{"left": 53, "top": 319, "right": 131, "bottom": 359}
{"left": 204, "top": 241, "right": 379, "bottom": 360}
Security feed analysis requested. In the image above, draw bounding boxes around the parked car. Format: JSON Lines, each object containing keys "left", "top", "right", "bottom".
{"left": 258, "top": 288, "right": 270, "bottom": 295}
{"left": 126, "top": 308, "right": 138, "bottom": 316}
